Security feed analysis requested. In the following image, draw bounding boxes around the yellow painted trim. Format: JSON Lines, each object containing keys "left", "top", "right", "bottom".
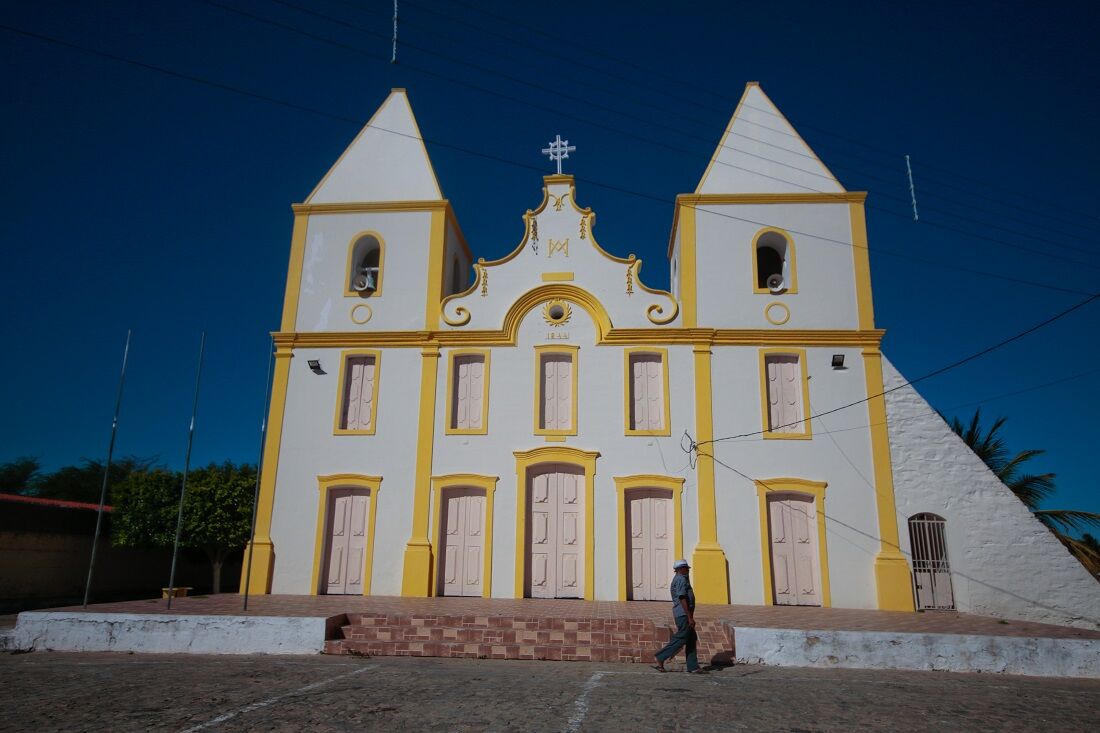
{"left": 754, "top": 478, "right": 831, "bottom": 607}
{"left": 304, "top": 89, "right": 443, "bottom": 203}
{"left": 764, "top": 302, "right": 791, "bottom": 326}
{"left": 444, "top": 349, "right": 491, "bottom": 435}
{"left": 850, "top": 200, "right": 876, "bottom": 330}
{"left": 690, "top": 339, "right": 729, "bottom": 604}
{"left": 430, "top": 474, "right": 498, "bottom": 598}
{"left": 533, "top": 344, "right": 579, "bottom": 437}
{"left": 758, "top": 348, "right": 812, "bottom": 440}
{"left": 613, "top": 475, "right": 685, "bottom": 601}
{"left": 271, "top": 327, "right": 885, "bottom": 350}
{"left": 332, "top": 349, "right": 382, "bottom": 436}
{"left": 542, "top": 272, "right": 574, "bottom": 281}
{"left": 401, "top": 344, "right": 442, "bottom": 597}
{"left": 505, "top": 284, "right": 613, "bottom": 343}
{"left": 623, "top": 347, "right": 672, "bottom": 436}
{"left": 679, "top": 204, "right": 698, "bottom": 328}
{"left": 343, "top": 230, "right": 385, "bottom": 297}
{"left": 279, "top": 213, "right": 309, "bottom": 332}
{"left": 630, "top": 260, "right": 680, "bottom": 326}
{"left": 424, "top": 208, "right": 446, "bottom": 329}
{"left": 862, "top": 348, "right": 916, "bottom": 611}
{"left": 513, "top": 446, "right": 599, "bottom": 600}
{"left": 238, "top": 345, "right": 293, "bottom": 595}
{"left": 750, "top": 227, "right": 799, "bottom": 295}
{"left": 310, "top": 474, "right": 382, "bottom": 596}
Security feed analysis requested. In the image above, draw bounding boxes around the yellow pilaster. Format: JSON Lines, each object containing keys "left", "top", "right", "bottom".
{"left": 279, "top": 212, "right": 310, "bottom": 332}
{"left": 691, "top": 338, "right": 729, "bottom": 603}
{"left": 238, "top": 344, "right": 294, "bottom": 595}
{"left": 863, "top": 348, "right": 915, "bottom": 611}
{"left": 424, "top": 209, "right": 446, "bottom": 329}
{"left": 849, "top": 201, "right": 876, "bottom": 331}
{"left": 679, "top": 204, "right": 698, "bottom": 328}
{"left": 401, "top": 343, "right": 441, "bottom": 596}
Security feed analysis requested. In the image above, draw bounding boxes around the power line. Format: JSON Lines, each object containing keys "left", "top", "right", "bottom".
{"left": 2, "top": 19, "right": 1095, "bottom": 298}
{"left": 693, "top": 290, "right": 1100, "bottom": 449}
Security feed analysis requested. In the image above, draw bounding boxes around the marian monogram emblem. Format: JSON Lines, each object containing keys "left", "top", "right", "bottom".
{"left": 547, "top": 238, "right": 569, "bottom": 258}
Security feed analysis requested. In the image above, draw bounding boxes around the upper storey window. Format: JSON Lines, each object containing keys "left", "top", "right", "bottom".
{"left": 752, "top": 229, "right": 797, "bottom": 294}
{"left": 347, "top": 233, "right": 383, "bottom": 296}
{"left": 535, "top": 346, "right": 578, "bottom": 436}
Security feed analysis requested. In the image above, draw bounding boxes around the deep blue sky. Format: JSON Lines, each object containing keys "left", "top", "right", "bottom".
{"left": 2, "top": 1, "right": 1098, "bottom": 519}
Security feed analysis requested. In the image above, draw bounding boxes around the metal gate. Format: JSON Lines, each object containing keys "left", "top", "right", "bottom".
{"left": 908, "top": 513, "right": 955, "bottom": 610}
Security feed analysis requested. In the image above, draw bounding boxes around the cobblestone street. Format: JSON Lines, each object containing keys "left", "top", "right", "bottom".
{"left": 2, "top": 652, "right": 1098, "bottom": 732}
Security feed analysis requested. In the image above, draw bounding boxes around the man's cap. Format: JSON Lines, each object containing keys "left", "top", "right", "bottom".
{"left": 672, "top": 559, "right": 690, "bottom": 569}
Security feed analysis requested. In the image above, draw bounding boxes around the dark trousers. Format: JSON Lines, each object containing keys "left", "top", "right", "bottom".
{"left": 655, "top": 615, "right": 699, "bottom": 671}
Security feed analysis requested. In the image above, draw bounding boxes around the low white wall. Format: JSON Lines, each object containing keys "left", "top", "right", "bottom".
{"left": 883, "top": 356, "right": 1100, "bottom": 630}
{"left": 13, "top": 612, "right": 327, "bottom": 655}
{"left": 733, "top": 626, "right": 1100, "bottom": 678}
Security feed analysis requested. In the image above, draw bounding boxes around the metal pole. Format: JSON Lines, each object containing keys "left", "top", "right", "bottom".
{"left": 82, "top": 330, "right": 132, "bottom": 609}
{"left": 167, "top": 332, "right": 205, "bottom": 610}
{"left": 905, "top": 154, "right": 919, "bottom": 221}
{"left": 243, "top": 336, "right": 275, "bottom": 611}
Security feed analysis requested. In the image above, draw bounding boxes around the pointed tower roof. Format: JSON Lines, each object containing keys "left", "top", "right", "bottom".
{"left": 306, "top": 89, "right": 443, "bottom": 204}
{"left": 695, "top": 83, "right": 844, "bottom": 195}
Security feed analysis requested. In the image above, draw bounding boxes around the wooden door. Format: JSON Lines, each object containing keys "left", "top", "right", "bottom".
{"left": 323, "top": 488, "right": 370, "bottom": 595}
{"left": 767, "top": 494, "right": 821, "bottom": 606}
{"left": 626, "top": 489, "right": 673, "bottom": 601}
{"left": 528, "top": 468, "right": 583, "bottom": 598}
{"left": 438, "top": 488, "right": 486, "bottom": 597}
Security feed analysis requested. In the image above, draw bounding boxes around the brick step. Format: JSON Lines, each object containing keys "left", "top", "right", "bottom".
{"left": 325, "top": 638, "right": 659, "bottom": 663}
{"left": 340, "top": 624, "right": 664, "bottom": 648}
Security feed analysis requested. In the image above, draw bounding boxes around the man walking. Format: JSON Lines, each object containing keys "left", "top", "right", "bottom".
{"left": 653, "top": 559, "right": 705, "bottom": 673}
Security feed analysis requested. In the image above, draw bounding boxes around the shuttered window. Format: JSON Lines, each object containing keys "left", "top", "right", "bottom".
{"left": 537, "top": 351, "right": 575, "bottom": 433}
{"left": 449, "top": 353, "right": 488, "bottom": 432}
{"left": 764, "top": 353, "right": 805, "bottom": 434}
{"left": 339, "top": 354, "right": 378, "bottom": 432}
{"left": 628, "top": 353, "right": 665, "bottom": 432}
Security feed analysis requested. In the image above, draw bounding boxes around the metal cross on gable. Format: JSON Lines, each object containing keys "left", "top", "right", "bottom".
{"left": 541, "top": 134, "right": 576, "bottom": 175}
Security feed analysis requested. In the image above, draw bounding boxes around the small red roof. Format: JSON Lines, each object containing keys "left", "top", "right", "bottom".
{"left": 0, "top": 492, "right": 113, "bottom": 512}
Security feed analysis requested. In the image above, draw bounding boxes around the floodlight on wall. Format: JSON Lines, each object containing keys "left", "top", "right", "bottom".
{"left": 831, "top": 354, "right": 846, "bottom": 370}
{"left": 307, "top": 359, "right": 325, "bottom": 375}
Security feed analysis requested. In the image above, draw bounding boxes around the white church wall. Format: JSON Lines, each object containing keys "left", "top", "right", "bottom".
{"left": 693, "top": 203, "right": 859, "bottom": 330}
{"left": 884, "top": 356, "right": 1100, "bottom": 630}
{"left": 268, "top": 346, "right": 422, "bottom": 595}
{"left": 294, "top": 211, "right": 434, "bottom": 332}
{"left": 710, "top": 347, "right": 881, "bottom": 608}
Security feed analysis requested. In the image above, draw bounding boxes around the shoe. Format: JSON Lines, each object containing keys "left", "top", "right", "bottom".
{"left": 686, "top": 668, "right": 708, "bottom": 674}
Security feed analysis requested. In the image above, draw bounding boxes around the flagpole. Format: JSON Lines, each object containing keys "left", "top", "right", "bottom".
{"left": 82, "top": 330, "right": 132, "bottom": 610}
{"left": 167, "top": 332, "right": 205, "bottom": 610}
{"left": 242, "top": 336, "right": 274, "bottom": 611}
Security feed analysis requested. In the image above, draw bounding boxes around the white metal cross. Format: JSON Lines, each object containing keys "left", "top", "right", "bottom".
{"left": 541, "top": 134, "right": 576, "bottom": 175}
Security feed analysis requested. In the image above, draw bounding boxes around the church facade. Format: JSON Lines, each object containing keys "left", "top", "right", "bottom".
{"left": 242, "top": 84, "right": 1100, "bottom": 628}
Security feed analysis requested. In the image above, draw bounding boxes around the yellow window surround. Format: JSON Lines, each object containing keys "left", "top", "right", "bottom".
{"left": 613, "top": 475, "right": 685, "bottom": 601}
{"left": 310, "top": 474, "right": 383, "bottom": 596}
{"left": 754, "top": 478, "right": 831, "bottom": 607}
{"left": 758, "top": 347, "right": 812, "bottom": 440}
{"left": 444, "top": 349, "right": 491, "bottom": 436}
{"left": 750, "top": 227, "right": 799, "bottom": 295}
{"left": 332, "top": 349, "right": 382, "bottom": 436}
{"left": 429, "top": 474, "right": 498, "bottom": 598}
{"left": 622, "top": 347, "right": 672, "bottom": 436}
{"left": 344, "top": 230, "right": 386, "bottom": 297}
{"left": 533, "top": 344, "right": 579, "bottom": 437}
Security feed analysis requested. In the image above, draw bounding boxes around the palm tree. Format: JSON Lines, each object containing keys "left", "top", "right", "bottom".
{"left": 950, "top": 409, "right": 1100, "bottom": 576}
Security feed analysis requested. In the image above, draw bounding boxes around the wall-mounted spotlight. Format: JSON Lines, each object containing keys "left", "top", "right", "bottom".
{"left": 307, "top": 359, "right": 326, "bottom": 375}
{"left": 831, "top": 354, "right": 846, "bottom": 370}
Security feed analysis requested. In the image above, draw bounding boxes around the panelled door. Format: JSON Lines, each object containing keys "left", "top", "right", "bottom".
{"left": 625, "top": 489, "right": 674, "bottom": 601}
{"left": 438, "top": 488, "right": 487, "bottom": 597}
{"left": 322, "top": 488, "right": 370, "bottom": 595}
{"left": 767, "top": 494, "right": 821, "bottom": 606}
{"left": 527, "top": 468, "right": 584, "bottom": 598}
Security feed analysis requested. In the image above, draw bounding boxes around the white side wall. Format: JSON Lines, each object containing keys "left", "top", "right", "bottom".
{"left": 884, "top": 357, "right": 1100, "bottom": 630}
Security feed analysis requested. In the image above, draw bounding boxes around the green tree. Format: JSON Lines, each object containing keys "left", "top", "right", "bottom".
{"left": 951, "top": 408, "right": 1100, "bottom": 576}
{"left": 0, "top": 457, "right": 41, "bottom": 494}
{"left": 112, "top": 462, "right": 256, "bottom": 593}
{"left": 30, "top": 456, "right": 158, "bottom": 503}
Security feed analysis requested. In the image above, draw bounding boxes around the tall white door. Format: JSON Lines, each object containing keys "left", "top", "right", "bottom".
{"left": 528, "top": 469, "right": 583, "bottom": 598}
{"left": 323, "top": 488, "right": 370, "bottom": 595}
{"left": 767, "top": 494, "right": 821, "bottom": 606}
{"left": 626, "top": 489, "right": 674, "bottom": 601}
{"left": 438, "top": 488, "right": 486, "bottom": 597}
